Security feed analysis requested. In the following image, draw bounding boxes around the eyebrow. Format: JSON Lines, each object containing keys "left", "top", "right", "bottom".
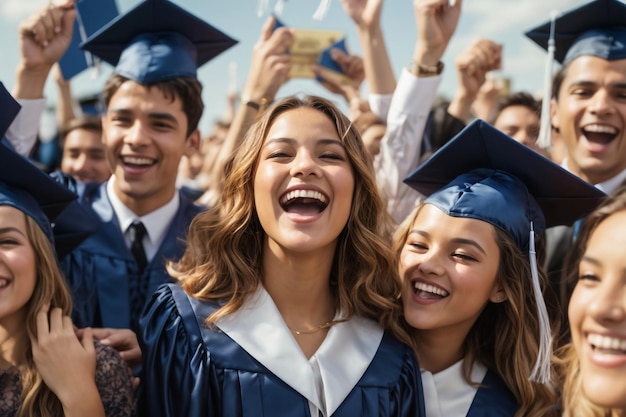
{"left": 264, "top": 137, "right": 344, "bottom": 147}
{"left": 109, "top": 108, "right": 179, "bottom": 124}
{"left": 0, "top": 227, "right": 26, "bottom": 236}
{"left": 409, "top": 229, "right": 487, "bottom": 255}
{"left": 580, "top": 255, "right": 601, "bottom": 267}
{"left": 568, "top": 80, "right": 626, "bottom": 90}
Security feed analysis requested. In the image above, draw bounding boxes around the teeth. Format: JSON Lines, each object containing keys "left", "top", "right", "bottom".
{"left": 414, "top": 282, "right": 449, "bottom": 297}
{"left": 588, "top": 333, "right": 626, "bottom": 352}
{"left": 122, "top": 156, "right": 153, "bottom": 165}
{"left": 280, "top": 189, "right": 328, "bottom": 205}
{"left": 0, "top": 279, "right": 8, "bottom": 288}
{"left": 584, "top": 124, "right": 618, "bottom": 134}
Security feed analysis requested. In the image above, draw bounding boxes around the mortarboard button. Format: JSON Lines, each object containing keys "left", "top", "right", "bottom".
{"left": 81, "top": 0, "right": 238, "bottom": 83}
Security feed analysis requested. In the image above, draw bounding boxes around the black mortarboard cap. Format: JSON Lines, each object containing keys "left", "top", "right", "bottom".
{"left": 81, "top": 0, "right": 238, "bottom": 83}
{"left": 403, "top": 119, "right": 606, "bottom": 252}
{"left": 525, "top": 0, "right": 626, "bottom": 65}
{"left": 58, "top": 0, "right": 119, "bottom": 80}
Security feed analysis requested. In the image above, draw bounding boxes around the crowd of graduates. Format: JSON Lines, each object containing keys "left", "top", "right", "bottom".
{"left": 1, "top": 0, "right": 626, "bottom": 416}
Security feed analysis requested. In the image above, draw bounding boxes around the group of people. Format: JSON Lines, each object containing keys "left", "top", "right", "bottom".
{"left": 1, "top": 0, "right": 626, "bottom": 416}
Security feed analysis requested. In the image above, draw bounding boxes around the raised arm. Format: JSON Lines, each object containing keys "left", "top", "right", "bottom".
{"left": 341, "top": 0, "right": 395, "bottom": 95}
{"left": 209, "top": 16, "right": 293, "bottom": 195}
{"left": 8, "top": 2, "right": 75, "bottom": 156}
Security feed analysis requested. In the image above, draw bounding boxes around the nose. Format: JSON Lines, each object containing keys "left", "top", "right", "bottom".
{"left": 587, "top": 279, "right": 626, "bottom": 323}
{"left": 416, "top": 249, "right": 445, "bottom": 277}
{"left": 124, "top": 121, "right": 151, "bottom": 147}
{"left": 290, "top": 149, "right": 321, "bottom": 177}
{"left": 588, "top": 89, "right": 614, "bottom": 116}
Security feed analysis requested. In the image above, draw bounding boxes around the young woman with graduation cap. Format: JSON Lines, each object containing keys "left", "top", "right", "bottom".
{"left": 559, "top": 186, "right": 626, "bottom": 417}
{"left": 0, "top": 85, "right": 135, "bottom": 417}
{"left": 394, "top": 120, "right": 606, "bottom": 416}
{"left": 138, "top": 95, "right": 425, "bottom": 417}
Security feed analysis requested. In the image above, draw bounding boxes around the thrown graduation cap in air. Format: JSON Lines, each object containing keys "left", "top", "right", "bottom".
{"left": 316, "top": 38, "right": 350, "bottom": 83}
{"left": 404, "top": 119, "right": 606, "bottom": 385}
{"left": 525, "top": 0, "right": 626, "bottom": 148}
{"left": 58, "top": 0, "right": 119, "bottom": 80}
{"left": 81, "top": 0, "right": 238, "bottom": 83}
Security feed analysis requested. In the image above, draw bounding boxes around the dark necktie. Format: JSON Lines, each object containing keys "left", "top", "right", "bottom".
{"left": 128, "top": 221, "right": 148, "bottom": 273}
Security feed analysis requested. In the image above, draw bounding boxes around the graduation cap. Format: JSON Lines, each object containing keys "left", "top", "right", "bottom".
{"left": 0, "top": 85, "right": 96, "bottom": 257}
{"left": 0, "top": 82, "right": 21, "bottom": 141}
{"left": 525, "top": 0, "right": 626, "bottom": 148}
{"left": 403, "top": 119, "right": 606, "bottom": 384}
{"left": 58, "top": 0, "right": 119, "bottom": 80}
{"left": 81, "top": 0, "right": 238, "bottom": 83}
{"left": 0, "top": 142, "right": 76, "bottom": 247}
{"left": 315, "top": 37, "right": 351, "bottom": 85}
{"left": 525, "top": 0, "right": 626, "bottom": 65}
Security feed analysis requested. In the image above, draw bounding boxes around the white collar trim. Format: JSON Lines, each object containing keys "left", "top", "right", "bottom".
{"left": 217, "top": 285, "right": 384, "bottom": 416}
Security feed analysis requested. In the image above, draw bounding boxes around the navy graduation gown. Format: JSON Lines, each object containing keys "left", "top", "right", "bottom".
{"left": 138, "top": 284, "right": 426, "bottom": 417}
{"left": 466, "top": 370, "right": 518, "bottom": 417}
{"left": 61, "top": 182, "right": 203, "bottom": 331}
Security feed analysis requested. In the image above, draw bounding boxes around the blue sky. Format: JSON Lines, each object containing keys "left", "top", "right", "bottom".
{"left": 1, "top": 0, "right": 591, "bottom": 136}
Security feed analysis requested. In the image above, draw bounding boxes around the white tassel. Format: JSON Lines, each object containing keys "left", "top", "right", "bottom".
{"left": 273, "top": 0, "right": 286, "bottom": 16}
{"left": 89, "top": 57, "right": 101, "bottom": 79}
{"left": 313, "top": 0, "right": 331, "bottom": 20}
{"left": 536, "top": 10, "right": 559, "bottom": 150}
{"left": 528, "top": 222, "right": 552, "bottom": 384}
{"left": 257, "top": 0, "right": 269, "bottom": 17}
{"left": 228, "top": 61, "right": 238, "bottom": 95}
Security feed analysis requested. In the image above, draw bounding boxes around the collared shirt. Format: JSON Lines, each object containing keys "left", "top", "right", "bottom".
{"left": 370, "top": 69, "right": 442, "bottom": 224}
{"left": 561, "top": 158, "right": 626, "bottom": 195}
{"left": 107, "top": 178, "right": 180, "bottom": 260}
{"left": 421, "top": 359, "right": 487, "bottom": 417}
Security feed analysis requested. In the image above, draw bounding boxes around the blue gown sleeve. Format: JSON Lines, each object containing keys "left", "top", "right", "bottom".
{"left": 138, "top": 284, "right": 218, "bottom": 417}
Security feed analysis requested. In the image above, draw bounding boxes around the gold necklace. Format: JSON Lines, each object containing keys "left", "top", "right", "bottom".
{"left": 288, "top": 321, "right": 334, "bottom": 335}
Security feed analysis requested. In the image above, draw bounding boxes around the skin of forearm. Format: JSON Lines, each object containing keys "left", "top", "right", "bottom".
{"left": 13, "top": 64, "right": 51, "bottom": 99}
{"left": 357, "top": 26, "right": 396, "bottom": 95}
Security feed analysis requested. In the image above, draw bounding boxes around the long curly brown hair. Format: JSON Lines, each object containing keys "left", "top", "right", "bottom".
{"left": 169, "top": 95, "right": 413, "bottom": 347}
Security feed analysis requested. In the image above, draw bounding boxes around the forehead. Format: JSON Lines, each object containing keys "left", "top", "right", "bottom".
{"left": 64, "top": 128, "right": 103, "bottom": 146}
{"left": 108, "top": 80, "right": 186, "bottom": 115}
{"left": 0, "top": 205, "right": 28, "bottom": 228}
{"left": 266, "top": 108, "right": 338, "bottom": 138}
{"left": 495, "top": 105, "right": 539, "bottom": 126}
{"left": 563, "top": 55, "right": 626, "bottom": 83}
{"left": 413, "top": 204, "right": 497, "bottom": 238}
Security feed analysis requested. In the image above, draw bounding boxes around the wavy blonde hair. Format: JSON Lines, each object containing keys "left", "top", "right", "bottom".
{"left": 14, "top": 213, "right": 73, "bottom": 417}
{"left": 394, "top": 204, "right": 559, "bottom": 417}
{"left": 170, "top": 95, "right": 412, "bottom": 346}
{"left": 559, "top": 187, "right": 626, "bottom": 417}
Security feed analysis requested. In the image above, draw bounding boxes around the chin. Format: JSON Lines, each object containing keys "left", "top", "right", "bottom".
{"left": 583, "top": 377, "right": 626, "bottom": 410}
